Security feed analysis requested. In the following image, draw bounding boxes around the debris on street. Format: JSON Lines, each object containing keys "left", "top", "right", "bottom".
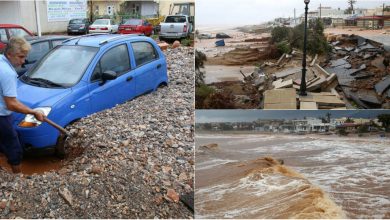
{"left": 0, "top": 47, "right": 194, "bottom": 219}
{"left": 196, "top": 26, "right": 390, "bottom": 109}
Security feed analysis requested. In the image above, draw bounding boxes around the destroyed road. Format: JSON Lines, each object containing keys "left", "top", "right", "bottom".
{"left": 0, "top": 47, "right": 194, "bottom": 219}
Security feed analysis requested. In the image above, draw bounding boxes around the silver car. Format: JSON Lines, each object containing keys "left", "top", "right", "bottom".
{"left": 89, "top": 19, "right": 118, "bottom": 34}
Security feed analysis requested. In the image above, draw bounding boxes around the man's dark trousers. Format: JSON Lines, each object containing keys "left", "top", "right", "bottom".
{"left": 0, "top": 115, "right": 22, "bottom": 165}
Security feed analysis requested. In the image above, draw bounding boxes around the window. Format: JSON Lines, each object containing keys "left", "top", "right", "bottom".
{"left": 0, "top": 29, "right": 7, "bottom": 42}
{"left": 52, "top": 39, "right": 65, "bottom": 48}
{"left": 165, "top": 16, "right": 186, "bottom": 23}
{"left": 132, "top": 3, "right": 140, "bottom": 15}
{"left": 27, "top": 41, "right": 50, "bottom": 62}
{"left": 91, "top": 44, "right": 130, "bottom": 81}
{"left": 27, "top": 46, "right": 98, "bottom": 87}
{"left": 131, "top": 42, "right": 158, "bottom": 67}
{"left": 8, "top": 28, "right": 30, "bottom": 38}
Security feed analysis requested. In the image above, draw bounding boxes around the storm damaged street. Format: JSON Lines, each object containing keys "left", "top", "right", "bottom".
{"left": 196, "top": 26, "right": 390, "bottom": 109}
{"left": 195, "top": 2, "right": 390, "bottom": 110}
{"left": 0, "top": 47, "right": 194, "bottom": 219}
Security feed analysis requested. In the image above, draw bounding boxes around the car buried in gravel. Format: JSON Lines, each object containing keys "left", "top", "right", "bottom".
{"left": 13, "top": 34, "right": 168, "bottom": 156}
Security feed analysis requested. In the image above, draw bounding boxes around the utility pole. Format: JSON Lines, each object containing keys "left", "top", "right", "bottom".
{"left": 89, "top": 0, "right": 93, "bottom": 22}
{"left": 319, "top": 3, "right": 321, "bottom": 18}
{"left": 34, "top": 0, "right": 41, "bottom": 37}
{"left": 294, "top": 8, "right": 296, "bottom": 25}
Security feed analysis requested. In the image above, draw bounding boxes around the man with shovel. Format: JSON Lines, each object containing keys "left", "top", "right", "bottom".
{"left": 0, "top": 37, "right": 45, "bottom": 173}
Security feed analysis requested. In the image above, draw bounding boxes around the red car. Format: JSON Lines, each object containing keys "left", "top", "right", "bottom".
{"left": 118, "top": 19, "right": 153, "bottom": 36}
{"left": 0, "top": 24, "right": 34, "bottom": 52}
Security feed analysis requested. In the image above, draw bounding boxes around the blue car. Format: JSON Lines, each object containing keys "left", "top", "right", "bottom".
{"left": 13, "top": 34, "right": 168, "bottom": 156}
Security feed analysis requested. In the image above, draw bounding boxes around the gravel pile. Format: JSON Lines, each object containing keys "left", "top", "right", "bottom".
{"left": 0, "top": 47, "right": 194, "bottom": 219}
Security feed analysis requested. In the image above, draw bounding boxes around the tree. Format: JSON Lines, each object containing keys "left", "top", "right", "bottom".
{"left": 345, "top": 0, "right": 357, "bottom": 14}
{"left": 271, "top": 26, "right": 290, "bottom": 43}
{"left": 195, "top": 50, "right": 207, "bottom": 86}
{"left": 326, "top": 112, "right": 331, "bottom": 123}
{"left": 345, "top": 117, "right": 354, "bottom": 123}
{"left": 377, "top": 114, "right": 390, "bottom": 131}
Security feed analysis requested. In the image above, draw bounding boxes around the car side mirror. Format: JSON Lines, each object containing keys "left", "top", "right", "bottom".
{"left": 99, "top": 70, "right": 117, "bottom": 86}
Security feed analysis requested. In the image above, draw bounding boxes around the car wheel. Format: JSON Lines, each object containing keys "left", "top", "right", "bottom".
{"left": 159, "top": 36, "right": 164, "bottom": 42}
{"left": 55, "top": 133, "right": 68, "bottom": 159}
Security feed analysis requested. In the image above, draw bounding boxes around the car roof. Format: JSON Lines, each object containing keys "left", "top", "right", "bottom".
{"left": 0, "top": 24, "right": 25, "bottom": 28}
{"left": 62, "top": 34, "right": 149, "bottom": 47}
{"left": 25, "top": 35, "right": 70, "bottom": 43}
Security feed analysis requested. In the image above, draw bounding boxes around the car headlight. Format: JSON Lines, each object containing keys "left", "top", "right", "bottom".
{"left": 19, "top": 107, "right": 51, "bottom": 128}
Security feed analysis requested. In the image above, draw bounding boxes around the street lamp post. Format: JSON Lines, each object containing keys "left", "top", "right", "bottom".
{"left": 299, "top": 0, "right": 310, "bottom": 96}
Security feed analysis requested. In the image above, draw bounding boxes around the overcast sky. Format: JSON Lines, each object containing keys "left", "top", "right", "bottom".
{"left": 195, "top": 110, "right": 390, "bottom": 123}
{"left": 196, "top": 0, "right": 388, "bottom": 27}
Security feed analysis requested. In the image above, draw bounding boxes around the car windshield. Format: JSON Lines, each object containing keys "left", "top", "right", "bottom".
{"left": 124, "top": 19, "right": 142, "bottom": 25}
{"left": 93, "top": 19, "right": 109, "bottom": 25}
{"left": 23, "top": 46, "right": 98, "bottom": 87}
{"left": 165, "top": 16, "right": 186, "bottom": 23}
{"left": 69, "top": 19, "right": 84, "bottom": 24}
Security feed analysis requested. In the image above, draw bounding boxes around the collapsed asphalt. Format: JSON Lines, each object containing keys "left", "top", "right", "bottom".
{"left": 0, "top": 47, "right": 194, "bottom": 218}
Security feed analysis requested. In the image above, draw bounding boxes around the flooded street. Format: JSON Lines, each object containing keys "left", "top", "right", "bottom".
{"left": 195, "top": 133, "right": 390, "bottom": 218}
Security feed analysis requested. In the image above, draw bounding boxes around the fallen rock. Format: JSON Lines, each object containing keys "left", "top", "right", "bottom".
{"left": 166, "top": 189, "right": 180, "bottom": 203}
{"left": 59, "top": 188, "right": 73, "bottom": 206}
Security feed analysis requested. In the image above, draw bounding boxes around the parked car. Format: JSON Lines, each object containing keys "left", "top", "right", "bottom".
{"left": 14, "top": 35, "right": 70, "bottom": 76}
{"left": 14, "top": 34, "right": 168, "bottom": 156}
{"left": 0, "top": 24, "right": 34, "bottom": 52}
{"left": 118, "top": 19, "right": 153, "bottom": 36}
{"left": 67, "top": 18, "right": 90, "bottom": 35}
{"left": 159, "top": 15, "right": 192, "bottom": 41}
{"left": 89, "top": 19, "right": 118, "bottom": 34}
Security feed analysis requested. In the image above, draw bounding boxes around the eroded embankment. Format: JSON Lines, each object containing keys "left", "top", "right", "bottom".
{"left": 195, "top": 156, "right": 346, "bottom": 219}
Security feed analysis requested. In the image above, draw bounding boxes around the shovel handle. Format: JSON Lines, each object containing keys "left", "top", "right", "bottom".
{"left": 43, "top": 117, "right": 69, "bottom": 136}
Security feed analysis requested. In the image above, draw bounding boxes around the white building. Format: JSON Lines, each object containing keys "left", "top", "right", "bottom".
{"left": 0, "top": 0, "right": 90, "bottom": 34}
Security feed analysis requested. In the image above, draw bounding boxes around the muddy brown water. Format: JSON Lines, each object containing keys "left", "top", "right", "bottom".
{"left": 0, "top": 144, "right": 84, "bottom": 175}
{"left": 195, "top": 134, "right": 390, "bottom": 219}
{"left": 0, "top": 153, "right": 64, "bottom": 175}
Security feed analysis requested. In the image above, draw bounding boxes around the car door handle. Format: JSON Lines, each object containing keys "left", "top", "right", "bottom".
{"left": 126, "top": 76, "right": 133, "bottom": 82}
{"left": 157, "top": 64, "right": 162, "bottom": 69}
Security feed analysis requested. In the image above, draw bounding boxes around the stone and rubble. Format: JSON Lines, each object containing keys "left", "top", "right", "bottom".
{"left": 0, "top": 47, "right": 194, "bottom": 219}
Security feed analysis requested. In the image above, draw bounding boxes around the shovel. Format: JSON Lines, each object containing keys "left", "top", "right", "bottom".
{"left": 43, "top": 117, "right": 70, "bottom": 137}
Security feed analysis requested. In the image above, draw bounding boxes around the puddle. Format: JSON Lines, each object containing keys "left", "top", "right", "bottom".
{"left": 0, "top": 144, "right": 84, "bottom": 175}
{"left": 0, "top": 153, "right": 64, "bottom": 175}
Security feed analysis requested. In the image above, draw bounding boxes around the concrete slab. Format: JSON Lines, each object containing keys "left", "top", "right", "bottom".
{"left": 375, "top": 76, "right": 390, "bottom": 95}
{"left": 357, "top": 89, "right": 382, "bottom": 106}
{"left": 264, "top": 103, "right": 297, "bottom": 109}
{"left": 307, "top": 77, "right": 327, "bottom": 91}
{"left": 300, "top": 93, "right": 345, "bottom": 107}
{"left": 314, "top": 64, "right": 331, "bottom": 77}
{"left": 330, "top": 58, "right": 352, "bottom": 69}
{"left": 264, "top": 88, "right": 297, "bottom": 109}
{"left": 354, "top": 72, "right": 374, "bottom": 80}
{"left": 273, "top": 79, "right": 293, "bottom": 89}
{"left": 274, "top": 67, "right": 301, "bottom": 79}
{"left": 300, "top": 102, "right": 318, "bottom": 110}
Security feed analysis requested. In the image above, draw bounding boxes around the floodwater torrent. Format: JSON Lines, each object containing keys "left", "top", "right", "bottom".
{"left": 195, "top": 133, "right": 390, "bottom": 219}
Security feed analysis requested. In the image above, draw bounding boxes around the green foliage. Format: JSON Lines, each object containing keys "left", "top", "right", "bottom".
{"left": 271, "top": 19, "right": 330, "bottom": 56}
{"left": 271, "top": 26, "right": 290, "bottom": 43}
{"left": 378, "top": 114, "right": 390, "bottom": 132}
{"left": 338, "top": 128, "right": 348, "bottom": 136}
{"left": 195, "top": 50, "right": 207, "bottom": 87}
{"left": 345, "top": 117, "right": 354, "bottom": 123}
{"left": 306, "top": 19, "right": 331, "bottom": 56}
{"left": 195, "top": 84, "right": 215, "bottom": 109}
{"left": 181, "top": 38, "right": 192, "bottom": 46}
{"left": 276, "top": 41, "right": 291, "bottom": 54}
{"left": 357, "top": 125, "right": 369, "bottom": 133}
